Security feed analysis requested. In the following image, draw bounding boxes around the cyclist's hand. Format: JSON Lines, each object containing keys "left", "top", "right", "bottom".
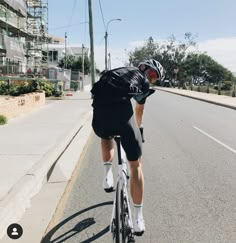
{"left": 146, "top": 88, "right": 155, "bottom": 97}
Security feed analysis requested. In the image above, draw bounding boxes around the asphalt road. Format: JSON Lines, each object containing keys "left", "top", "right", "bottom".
{"left": 43, "top": 90, "right": 236, "bottom": 243}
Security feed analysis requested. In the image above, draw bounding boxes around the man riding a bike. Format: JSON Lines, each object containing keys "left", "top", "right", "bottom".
{"left": 91, "top": 59, "right": 165, "bottom": 235}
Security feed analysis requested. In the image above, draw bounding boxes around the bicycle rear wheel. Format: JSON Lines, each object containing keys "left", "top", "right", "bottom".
{"left": 113, "top": 182, "right": 121, "bottom": 242}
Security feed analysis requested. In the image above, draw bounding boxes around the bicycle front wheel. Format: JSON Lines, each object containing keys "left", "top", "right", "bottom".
{"left": 113, "top": 182, "right": 133, "bottom": 243}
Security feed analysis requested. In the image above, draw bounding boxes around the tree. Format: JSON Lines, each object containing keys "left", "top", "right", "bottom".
{"left": 129, "top": 33, "right": 197, "bottom": 82}
{"left": 58, "top": 54, "right": 91, "bottom": 74}
{"left": 128, "top": 37, "right": 161, "bottom": 66}
{"left": 129, "top": 34, "right": 235, "bottom": 86}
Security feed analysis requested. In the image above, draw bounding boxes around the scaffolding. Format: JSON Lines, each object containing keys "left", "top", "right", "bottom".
{"left": 0, "top": 0, "right": 28, "bottom": 75}
{"left": 26, "top": 0, "right": 48, "bottom": 75}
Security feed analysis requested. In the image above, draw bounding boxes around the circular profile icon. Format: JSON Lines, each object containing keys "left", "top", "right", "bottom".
{"left": 7, "top": 223, "right": 23, "bottom": 240}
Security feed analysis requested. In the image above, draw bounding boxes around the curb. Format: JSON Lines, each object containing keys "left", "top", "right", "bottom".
{"left": 155, "top": 88, "right": 236, "bottom": 110}
{"left": 0, "top": 111, "right": 93, "bottom": 239}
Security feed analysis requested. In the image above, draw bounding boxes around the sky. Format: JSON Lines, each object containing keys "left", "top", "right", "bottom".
{"left": 48, "top": 0, "right": 236, "bottom": 73}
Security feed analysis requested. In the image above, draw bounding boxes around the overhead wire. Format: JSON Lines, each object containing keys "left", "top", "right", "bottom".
{"left": 98, "top": 0, "right": 106, "bottom": 31}
{"left": 66, "top": 0, "right": 77, "bottom": 34}
{"left": 84, "top": 0, "right": 87, "bottom": 45}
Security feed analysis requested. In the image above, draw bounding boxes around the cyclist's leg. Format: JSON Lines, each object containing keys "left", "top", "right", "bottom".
{"left": 129, "top": 158, "right": 144, "bottom": 205}
{"left": 92, "top": 109, "right": 115, "bottom": 191}
{"left": 101, "top": 138, "right": 114, "bottom": 162}
{"left": 120, "top": 115, "right": 143, "bottom": 204}
{"left": 101, "top": 138, "right": 114, "bottom": 192}
{"left": 120, "top": 115, "right": 145, "bottom": 234}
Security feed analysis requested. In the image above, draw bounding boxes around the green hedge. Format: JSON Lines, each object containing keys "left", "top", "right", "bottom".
{"left": 0, "top": 79, "right": 63, "bottom": 97}
{"left": 0, "top": 115, "right": 7, "bottom": 125}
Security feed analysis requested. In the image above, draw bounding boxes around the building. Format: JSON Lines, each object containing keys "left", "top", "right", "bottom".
{"left": 0, "top": 1, "right": 89, "bottom": 78}
{"left": 46, "top": 40, "right": 90, "bottom": 88}
{"left": 46, "top": 37, "right": 89, "bottom": 69}
{"left": 0, "top": 0, "right": 48, "bottom": 76}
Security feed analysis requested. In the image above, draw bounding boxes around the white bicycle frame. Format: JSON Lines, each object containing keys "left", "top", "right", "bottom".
{"left": 110, "top": 141, "right": 134, "bottom": 233}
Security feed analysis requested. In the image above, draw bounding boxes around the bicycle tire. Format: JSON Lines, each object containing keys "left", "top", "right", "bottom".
{"left": 114, "top": 182, "right": 131, "bottom": 243}
{"left": 121, "top": 187, "right": 129, "bottom": 242}
{"left": 114, "top": 182, "right": 121, "bottom": 243}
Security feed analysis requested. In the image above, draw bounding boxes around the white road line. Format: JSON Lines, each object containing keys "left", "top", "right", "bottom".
{"left": 193, "top": 126, "right": 236, "bottom": 155}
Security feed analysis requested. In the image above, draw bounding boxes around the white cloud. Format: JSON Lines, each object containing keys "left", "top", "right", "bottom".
{"left": 198, "top": 38, "right": 236, "bottom": 72}
{"left": 94, "top": 37, "right": 236, "bottom": 73}
{"left": 94, "top": 45, "right": 129, "bottom": 71}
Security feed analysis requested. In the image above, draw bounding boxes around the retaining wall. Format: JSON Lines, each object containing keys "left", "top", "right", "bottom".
{"left": 0, "top": 92, "right": 45, "bottom": 119}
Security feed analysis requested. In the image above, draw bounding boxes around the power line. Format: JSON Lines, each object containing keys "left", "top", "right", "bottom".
{"left": 66, "top": 0, "right": 77, "bottom": 33}
{"left": 98, "top": 0, "right": 106, "bottom": 31}
{"left": 50, "top": 23, "right": 83, "bottom": 30}
{"left": 84, "top": 0, "right": 87, "bottom": 44}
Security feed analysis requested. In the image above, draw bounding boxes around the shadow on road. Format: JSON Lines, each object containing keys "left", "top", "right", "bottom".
{"left": 41, "top": 201, "right": 112, "bottom": 243}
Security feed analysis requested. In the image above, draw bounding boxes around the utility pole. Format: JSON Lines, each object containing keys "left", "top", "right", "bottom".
{"left": 105, "top": 31, "right": 108, "bottom": 71}
{"left": 65, "top": 32, "right": 67, "bottom": 69}
{"left": 88, "top": 0, "right": 95, "bottom": 87}
{"left": 108, "top": 52, "right": 111, "bottom": 70}
{"left": 81, "top": 43, "right": 85, "bottom": 91}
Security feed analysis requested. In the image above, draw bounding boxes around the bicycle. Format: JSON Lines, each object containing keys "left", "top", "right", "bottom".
{"left": 110, "top": 127, "right": 145, "bottom": 243}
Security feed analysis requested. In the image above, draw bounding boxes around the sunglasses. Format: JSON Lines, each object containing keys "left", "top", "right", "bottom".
{"left": 147, "top": 69, "right": 158, "bottom": 80}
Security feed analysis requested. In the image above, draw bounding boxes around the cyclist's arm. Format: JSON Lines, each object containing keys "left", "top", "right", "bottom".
{"left": 133, "top": 89, "right": 156, "bottom": 127}
{"left": 135, "top": 103, "right": 144, "bottom": 128}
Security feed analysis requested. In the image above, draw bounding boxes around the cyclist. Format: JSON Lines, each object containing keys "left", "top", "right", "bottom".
{"left": 91, "top": 59, "right": 164, "bottom": 235}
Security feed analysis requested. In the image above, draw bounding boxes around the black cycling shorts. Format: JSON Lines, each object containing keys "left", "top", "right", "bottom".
{"left": 92, "top": 103, "right": 142, "bottom": 161}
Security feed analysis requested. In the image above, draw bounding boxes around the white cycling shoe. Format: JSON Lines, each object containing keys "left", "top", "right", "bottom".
{"left": 103, "top": 170, "right": 114, "bottom": 193}
{"left": 134, "top": 217, "right": 145, "bottom": 236}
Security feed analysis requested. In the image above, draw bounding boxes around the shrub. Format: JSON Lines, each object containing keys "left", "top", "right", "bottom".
{"left": 9, "top": 85, "right": 21, "bottom": 96}
{"left": 70, "top": 81, "right": 79, "bottom": 91}
{"left": 0, "top": 79, "right": 39, "bottom": 96}
{"left": 0, "top": 78, "right": 61, "bottom": 97}
{"left": 214, "top": 81, "right": 232, "bottom": 91}
{"left": 221, "top": 81, "right": 232, "bottom": 91}
{"left": 0, "top": 81, "right": 9, "bottom": 95}
{"left": 52, "top": 90, "right": 63, "bottom": 97}
{"left": 38, "top": 79, "right": 54, "bottom": 97}
{"left": 0, "top": 115, "right": 7, "bottom": 125}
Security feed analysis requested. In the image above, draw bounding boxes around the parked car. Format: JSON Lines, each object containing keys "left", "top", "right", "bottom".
{"left": 162, "top": 80, "right": 171, "bottom": 87}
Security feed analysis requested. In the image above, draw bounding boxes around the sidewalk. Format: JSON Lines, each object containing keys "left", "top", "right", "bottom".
{"left": 156, "top": 87, "right": 236, "bottom": 110}
{"left": 0, "top": 89, "right": 93, "bottom": 240}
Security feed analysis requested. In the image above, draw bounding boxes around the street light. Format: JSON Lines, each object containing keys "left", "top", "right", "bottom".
{"left": 105, "top": 18, "right": 121, "bottom": 71}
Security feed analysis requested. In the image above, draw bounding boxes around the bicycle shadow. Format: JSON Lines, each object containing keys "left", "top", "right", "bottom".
{"left": 41, "top": 201, "right": 113, "bottom": 243}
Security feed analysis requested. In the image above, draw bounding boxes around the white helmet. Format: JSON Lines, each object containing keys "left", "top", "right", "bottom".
{"left": 138, "top": 59, "right": 165, "bottom": 81}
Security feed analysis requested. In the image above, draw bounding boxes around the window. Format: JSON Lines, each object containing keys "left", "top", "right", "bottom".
{"left": 48, "top": 50, "right": 58, "bottom": 62}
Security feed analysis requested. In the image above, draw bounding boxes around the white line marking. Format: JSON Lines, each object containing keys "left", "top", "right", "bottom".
{"left": 193, "top": 126, "right": 236, "bottom": 155}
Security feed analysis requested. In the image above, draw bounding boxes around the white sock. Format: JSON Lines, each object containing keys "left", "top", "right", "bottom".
{"left": 103, "top": 162, "right": 112, "bottom": 176}
{"left": 133, "top": 203, "right": 143, "bottom": 220}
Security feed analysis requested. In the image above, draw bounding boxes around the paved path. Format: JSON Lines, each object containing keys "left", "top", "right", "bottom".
{"left": 0, "top": 90, "right": 93, "bottom": 240}
{"left": 156, "top": 87, "right": 236, "bottom": 110}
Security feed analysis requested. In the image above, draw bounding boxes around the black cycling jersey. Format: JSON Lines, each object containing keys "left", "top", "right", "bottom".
{"left": 91, "top": 67, "right": 150, "bottom": 108}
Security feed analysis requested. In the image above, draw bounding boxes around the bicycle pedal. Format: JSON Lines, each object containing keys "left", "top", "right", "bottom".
{"left": 104, "top": 187, "right": 114, "bottom": 193}
{"left": 134, "top": 230, "right": 144, "bottom": 236}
